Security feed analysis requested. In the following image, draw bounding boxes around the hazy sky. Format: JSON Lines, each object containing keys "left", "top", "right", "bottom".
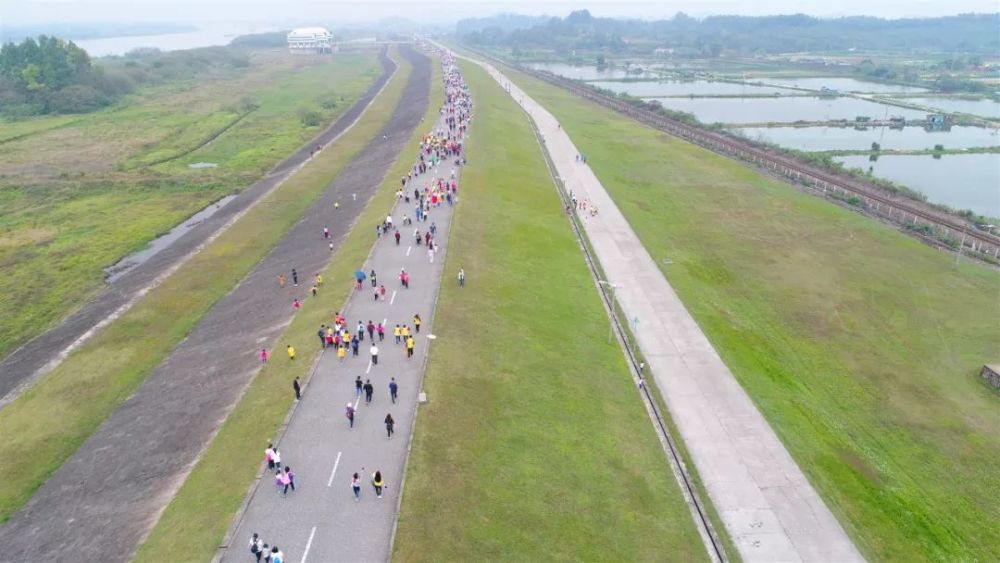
{"left": 4, "top": 0, "right": 997, "bottom": 25}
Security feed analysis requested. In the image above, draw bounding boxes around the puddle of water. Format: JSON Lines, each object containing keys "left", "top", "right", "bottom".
{"left": 189, "top": 162, "right": 218, "bottom": 169}
{"left": 104, "top": 194, "right": 236, "bottom": 283}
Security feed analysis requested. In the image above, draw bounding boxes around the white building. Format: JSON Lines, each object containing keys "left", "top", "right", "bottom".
{"left": 287, "top": 27, "right": 335, "bottom": 54}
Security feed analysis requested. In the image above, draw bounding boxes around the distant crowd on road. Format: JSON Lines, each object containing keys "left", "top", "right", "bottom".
{"left": 246, "top": 48, "right": 473, "bottom": 561}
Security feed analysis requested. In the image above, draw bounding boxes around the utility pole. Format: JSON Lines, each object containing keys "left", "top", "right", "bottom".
{"left": 597, "top": 280, "right": 618, "bottom": 343}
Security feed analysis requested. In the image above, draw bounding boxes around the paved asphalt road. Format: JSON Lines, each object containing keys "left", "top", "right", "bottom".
{"left": 467, "top": 55, "right": 863, "bottom": 562}
{"left": 0, "top": 46, "right": 431, "bottom": 563}
{"left": 0, "top": 48, "right": 395, "bottom": 408}
{"left": 221, "top": 56, "right": 464, "bottom": 563}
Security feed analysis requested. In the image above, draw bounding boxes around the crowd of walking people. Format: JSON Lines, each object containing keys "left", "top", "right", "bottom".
{"left": 247, "top": 48, "right": 472, "bottom": 560}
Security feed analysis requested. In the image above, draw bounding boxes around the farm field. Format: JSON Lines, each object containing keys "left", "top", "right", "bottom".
{"left": 0, "top": 48, "right": 397, "bottom": 524}
{"left": 0, "top": 49, "right": 380, "bottom": 360}
{"left": 393, "top": 60, "right": 708, "bottom": 561}
{"left": 501, "top": 64, "right": 1000, "bottom": 561}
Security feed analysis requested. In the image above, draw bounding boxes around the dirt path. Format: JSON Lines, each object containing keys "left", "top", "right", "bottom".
{"left": 0, "top": 46, "right": 431, "bottom": 563}
{"left": 0, "top": 49, "right": 394, "bottom": 409}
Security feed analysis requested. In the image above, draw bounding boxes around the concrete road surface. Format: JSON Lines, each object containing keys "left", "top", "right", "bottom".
{"left": 221, "top": 58, "right": 463, "bottom": 563}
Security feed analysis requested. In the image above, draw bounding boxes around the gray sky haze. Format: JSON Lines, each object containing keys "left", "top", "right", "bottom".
{"left": 4, "top": 0, "right": 998, "bottom": 26}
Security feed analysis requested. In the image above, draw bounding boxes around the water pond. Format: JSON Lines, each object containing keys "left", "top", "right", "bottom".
{"left": 734, "top": 125, "right": 1000, "bottom": 151}
{"left": 652, "top": 96, "right": 928, "bottom": 124}
{"left": 902, "top": 97, "right": 1000, "bottom": 119}
{"left": 765, "top": 77, "right": 928, "bottom": 93}
{"left": 590, "top": 80, "right": 795, "bottom": 97}
{"left": 835, "top": 154, "right": 1000, "bottom": 217}
{"left": 523, "top": 62, "right": 655, "bottom": 80}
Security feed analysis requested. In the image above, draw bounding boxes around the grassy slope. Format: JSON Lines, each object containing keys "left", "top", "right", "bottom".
{"left": 0, "top": 49, "right": 406, "bottom": 524}
{"left": 504, "top": 65, "right": 1000, "bottom": 561}
{"left": 133, "top": 52, "right": 440, "bottom": 561}
{"left": 0, "top": 52, "right": 379, "bottom": 360}
{"left": 393, "top": 60, "right": 706, "bottom": 562}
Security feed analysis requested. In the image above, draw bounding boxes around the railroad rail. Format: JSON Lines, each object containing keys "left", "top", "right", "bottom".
{"left": 517, "top": 65, "right": 1000, "bottom": 259}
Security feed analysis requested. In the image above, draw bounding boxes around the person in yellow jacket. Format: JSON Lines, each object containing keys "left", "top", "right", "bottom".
{"left": 413, "top": 314, "right": 422, "bottom": 333}
{"left": 393, "top": 325, "right": 401, "bottom": 344}
{"left": 337, "top": 344, "right": 346, "bottom": 361}
{"left": 401, "top": 325, "right": 410, "bottom": 338}
{"left": 406, "top": 336, "right": 415, "bottom": 359}
{"left": 287, "top": 345, "right": 296, "bottom": 360}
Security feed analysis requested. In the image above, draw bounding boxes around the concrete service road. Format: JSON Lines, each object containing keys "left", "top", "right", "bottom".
{"left": 462, "top": 53, "right": 863, "bottom": 562}
{"left": 221, "top": 54, "right": 466, "bottom": 563}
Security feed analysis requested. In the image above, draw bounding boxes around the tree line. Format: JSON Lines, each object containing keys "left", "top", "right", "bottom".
{"left": 0, "top": 36, "right": 252, "bottom": 117}
{"left": 458, "top": 10, "right": 999, "bottom": 56}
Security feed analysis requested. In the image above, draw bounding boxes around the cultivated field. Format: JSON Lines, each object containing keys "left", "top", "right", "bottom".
{"left": 393, "top": 60, "right": 708, "bottom": 561}
{"left": 503, "top": 64, "right": 1000, "bottom": 561}
{"left": 0, "top": 49, "right": 380, "bottom": 360}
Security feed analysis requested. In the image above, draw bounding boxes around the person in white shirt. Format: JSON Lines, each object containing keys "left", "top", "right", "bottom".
{"left": 249, "top": 533, "right": 264, "bottom": 562}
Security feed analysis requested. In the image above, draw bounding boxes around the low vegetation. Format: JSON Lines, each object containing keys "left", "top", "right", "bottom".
{"left": 504, "top": 63, "right": 1000, "bottom": 561}
{"left": 0, "top": 49, "right": 392, "bottom": 524}
{"left": 394, "top": 60, "right": 707, "bottom": 561}
{"left": 0, "top": 50, "right": 379, "bottom": 361}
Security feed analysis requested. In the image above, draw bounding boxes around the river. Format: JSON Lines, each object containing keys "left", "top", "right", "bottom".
{"left": 73, "top": 25, "right": 276, "bottom": 57}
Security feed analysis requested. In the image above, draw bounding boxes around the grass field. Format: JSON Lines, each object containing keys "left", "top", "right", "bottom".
{"left": 0, "top": 50, "right": 380, "bottom": 361}
{"left": 0, "top": 48, "right": 405, "bottom": 525}
{"left": 133, "top": 51, "right": 440, "bottom": 562}
{"left": 503, "top": 64, "right": 1000, "bottom": 561}
{"left": 392, "top": 60, "right": 707, "bottom": 562}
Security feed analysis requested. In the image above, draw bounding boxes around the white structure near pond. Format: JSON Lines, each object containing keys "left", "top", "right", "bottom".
{"left": 287, "top": 27, "right": 334, "bottom": 54}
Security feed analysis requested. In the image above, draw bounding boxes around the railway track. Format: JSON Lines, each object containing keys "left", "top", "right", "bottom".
{"left": 519, "top": 66, "right": 1000, "bottom": 259}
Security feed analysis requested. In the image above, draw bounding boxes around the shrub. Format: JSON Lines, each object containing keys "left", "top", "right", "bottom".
{"left": 46, "top": 84, "right": 108, "bottom": 113}
{"left": 298, "top": 108, "right": 322, "bottom": 127}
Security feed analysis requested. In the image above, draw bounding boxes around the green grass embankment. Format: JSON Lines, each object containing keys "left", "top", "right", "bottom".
{"left": 392, "top": 60, "right": 707, "bottom": 562}
{"left": 502, "top": 64, "right": 1000, "bottom": 561}
{"left": 0, "top": 49, "right": 407, "bottom": 524}
{"left": 0, "top": 52, "right": 380, "bottom": 361}
{"left": 133, "top": 51, "right": 441, "bottom": 562}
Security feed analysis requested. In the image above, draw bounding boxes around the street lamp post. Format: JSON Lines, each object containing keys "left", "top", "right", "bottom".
{"left": 597, "top": 280, "right": 618, "bottom": 343}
